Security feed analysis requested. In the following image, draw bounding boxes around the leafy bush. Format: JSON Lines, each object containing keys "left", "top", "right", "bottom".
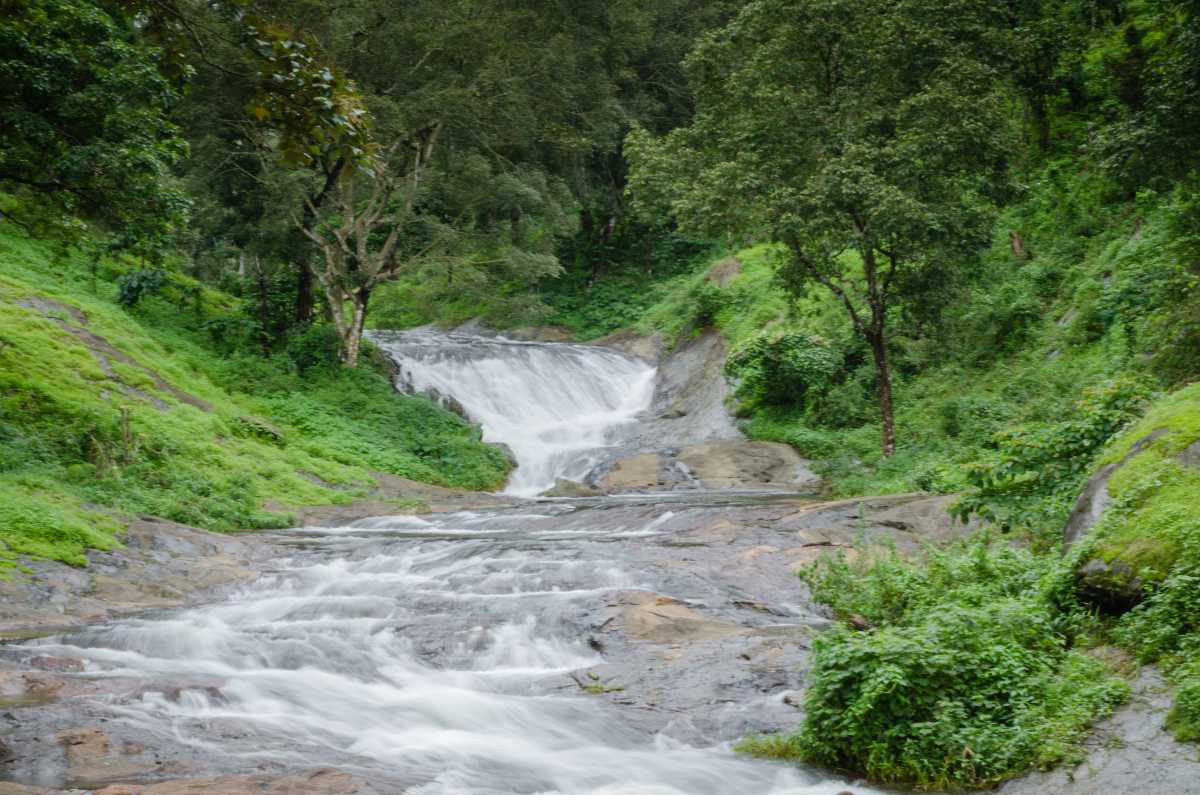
{"left": 287, "top": 323, "right": 343, "bottom": 373}
{"left": 739, "top": 539, "right": 1128, "bottom": 789}
{"left": 726, "top": 331, "right": 839, "bottom": 408}
{"left": 117, "top": 268, "right": 167, "bottom": 307}
{"left": 954, "top": 376, "right": 1152, "bottom": 537}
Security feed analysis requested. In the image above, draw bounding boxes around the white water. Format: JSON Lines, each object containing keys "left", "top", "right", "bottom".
{"left": 8, "top": 332, "right": 886, "bottom": 795}
{"left": 370, "top": 330, "right": 656, "bottom": 496}
{"left": 24, "top": 512, "right": 880, "bottom": 794}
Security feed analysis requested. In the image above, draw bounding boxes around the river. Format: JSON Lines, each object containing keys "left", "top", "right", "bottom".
{"left": 4, "top": 330, "right": 884, "bottom": 794}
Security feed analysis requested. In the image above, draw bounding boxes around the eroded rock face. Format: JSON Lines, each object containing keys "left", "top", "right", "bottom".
{"left": 0, "top": 518, "right": 265, "bottom": 635}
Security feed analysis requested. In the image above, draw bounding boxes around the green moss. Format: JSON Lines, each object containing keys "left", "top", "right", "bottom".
{"left": 0, "top": 223, "right": 509, "bottom": 565}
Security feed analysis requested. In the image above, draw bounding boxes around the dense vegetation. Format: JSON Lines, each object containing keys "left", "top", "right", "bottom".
{"left": 3, "top": 0, "right": 1200, "bottom": 789}
{"left": 0, "top": 220, "right": 508, "bottom": 567}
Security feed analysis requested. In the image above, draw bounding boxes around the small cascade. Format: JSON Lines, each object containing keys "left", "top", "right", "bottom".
{"left": 370, "top": 329, "right": 656, "bottom": 497}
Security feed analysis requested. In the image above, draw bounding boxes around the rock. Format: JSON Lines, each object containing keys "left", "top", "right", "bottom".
{"left": 1177, "top": 439, "right": 1200, "bottom": 468}
{"left": 1063, "top": 428, "right": 1168, "bottom": 548}
{"left": 57, "top": 727, "right": 151, "bottom": 786}
{"left": 93, "top": 768, "right": 364, "bottom": 795}
{"left": 231, "top": 415, "right": 286, "bottom": 446}
{"left": 502, "top": 325, "right": 575, "bottom": 343}
{"left": 998, "top": 667, "right": 1200, "bottom": 795}
{"left": 588, "top": 329, "right": 665, "bottom": 363}
{"left": 677, "top": 440, "right": 820, "bottom": 490}
{"left": 705, "top": 256, "right": 742, "bottom": 287}
{"left": 539, "top": 479, "right": 601, "bottom": 498}
{"left": 847, "top": 614, "right": 872, "bottom": 631}
{"left": 597, "top": 453, "right": 665, "bottom": 492}
{"left": 0, "top": 736, "right": 14, "bottom": 764}
{"left": 620, "top": 592, "right": 744, "bottom": 643}
{"left": 1075, "top": 556, "right": 1148, "bottom": 614}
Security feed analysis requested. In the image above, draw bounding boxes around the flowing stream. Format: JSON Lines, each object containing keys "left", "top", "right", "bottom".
{"left": 7, "top": 331, "right": 883, "bottom": 795}
{"left": 369, "top": 330, "right": 657, "bottom": 496}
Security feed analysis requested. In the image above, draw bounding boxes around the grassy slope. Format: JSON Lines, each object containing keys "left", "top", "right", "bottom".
{"left": 0, "top": 224, "right": 508, "bottom": 568}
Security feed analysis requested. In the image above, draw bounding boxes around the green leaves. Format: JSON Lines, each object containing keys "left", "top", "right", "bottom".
{"left": 954, "top": 375, "right": 1153, "bottom": 536}
{"left": 765, "top": 538, "right": 1129, "bottom": 788}
{"left": 0, "top": 0, "right": 189, "bottom": 254}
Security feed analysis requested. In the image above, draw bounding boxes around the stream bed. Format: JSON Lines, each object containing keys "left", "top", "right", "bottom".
{"left": 4, "top": 494, "right": 887, "bottom": 794}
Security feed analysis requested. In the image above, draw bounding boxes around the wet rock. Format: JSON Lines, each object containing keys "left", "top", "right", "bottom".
{"left": 29, "top": 657, "right": 84, "bottom": 674}
{"left": 998, "top": 668, "right": 1200, "bottom": 795}
{"left": 597, "top": 453, "right": 666, "bottom": 492}
{"left": 677, "top": 440, "right": 819, "bottom": 490}
{"left": 93, "top": 768, "right": 365, "bottom": 794}
{"left": 588, "top": 329, "right": 665, "bottom": 363}
{"left": 0, "top": 518, "right": 264, "bottom": 635}
{"left": 539, "top": 479, "right": 601, "bottom": 498}
{"left": 57, "top": 727, "right": 152, "bottom": 786}
{"left": 502, "top": 325, "right": 574, "bottom": 343}
{"left": 620, "top": 592, "right": 745, "bottom": 643}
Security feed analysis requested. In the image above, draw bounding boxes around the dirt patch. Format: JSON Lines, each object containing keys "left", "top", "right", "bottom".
{"left": 705, "top": 256, "right": 742, "bottom": 287}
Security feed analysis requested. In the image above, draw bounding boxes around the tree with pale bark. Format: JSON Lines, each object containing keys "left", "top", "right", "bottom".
{"left": 297, "top": 125, "right": 440, "bottom": 366}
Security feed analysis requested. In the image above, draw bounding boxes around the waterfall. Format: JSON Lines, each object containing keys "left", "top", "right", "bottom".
{"left": 370, "top": 330, "right": 656, "bottom": 496}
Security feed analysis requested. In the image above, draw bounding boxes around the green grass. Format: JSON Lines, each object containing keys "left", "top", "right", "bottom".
{"left": 0, "top": 223, "right": 509, "bottom": 566}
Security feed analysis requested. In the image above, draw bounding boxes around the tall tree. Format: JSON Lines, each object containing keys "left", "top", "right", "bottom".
{"left": 0, "top": 0, "right": 189, "bottom": 254}
{"left": 626, "top": 0, "right": 1015, "bottom": 455}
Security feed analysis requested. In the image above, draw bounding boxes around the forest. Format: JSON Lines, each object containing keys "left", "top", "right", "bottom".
{"left": 2, "top": 0, "right": 1200, "bottom": 791}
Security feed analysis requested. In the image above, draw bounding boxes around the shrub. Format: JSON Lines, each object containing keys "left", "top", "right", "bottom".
{"left": 726, "top": 330, "right": 840, "bottom": 408}
{"left": 739, "top": 539, "right": 1128, "bottom": 789}
{"left": 954, "top": 376, "right": 1153, "bottom": 537}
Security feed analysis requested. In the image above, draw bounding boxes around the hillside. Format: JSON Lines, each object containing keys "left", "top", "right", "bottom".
{"left": 0, "top": 224, "right": 509, "bottom": 568}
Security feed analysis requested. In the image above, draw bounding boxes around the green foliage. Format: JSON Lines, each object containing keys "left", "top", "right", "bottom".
{"left": 0, "top": 222, "right": 508, "bottom": 565}
{"left": 116, "top": 268, "right": 168, "bottom": 307}
{"left": 954, "top": 376, "right": 1153, "bottom": 537}
{"left": 726, "top": 331, "right": 839, "bottom": 409}
{"left": 1070, "top": 383, "right": 1200, "bottom": 742}
{"left": 741, "top": 539, "right": 1128, "bottom": 789}
{"left": 0, "top": 0, "right": 189, "bottom": 252}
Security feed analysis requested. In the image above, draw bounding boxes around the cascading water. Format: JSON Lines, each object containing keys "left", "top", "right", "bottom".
{"left": 2, "top": 332, "right": 888, "bottom": 795}
{"left": 9, "top": 505, "right": 884, "bottom": 795}
{"left": 369, "top": 330, "right": 656, "bottom": 496}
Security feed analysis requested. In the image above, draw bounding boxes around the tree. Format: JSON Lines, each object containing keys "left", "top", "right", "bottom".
{"left": 297, "top": 127, "right": 440, "bottom": 367}
{"left": 626, "top": 0, "right": 1015, "bottom": 455}
{"left": 0, "top": 0, "right": 188, "bottom": 252}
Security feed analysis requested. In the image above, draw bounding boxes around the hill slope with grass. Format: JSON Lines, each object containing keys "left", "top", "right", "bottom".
{"left": 0, "top": 224, "right": 509, "bottom": 569}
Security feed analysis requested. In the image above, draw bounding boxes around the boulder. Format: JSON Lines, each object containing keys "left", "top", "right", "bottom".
{"left": 539, "top": 478, "right": 601, "bottom": 498}
{"left": 1063, "top": 428, "right": 1168, "bottom": 548}
{"left": 677, "top": 440, "right": 820, "bottom": 490}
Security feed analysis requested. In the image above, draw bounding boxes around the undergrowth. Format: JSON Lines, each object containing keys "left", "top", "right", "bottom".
{"left": 0, "top": 223, "right": 508, "bottom": 566}
{"left": 738, "top": 538, "right": 1129, "bottom": 789}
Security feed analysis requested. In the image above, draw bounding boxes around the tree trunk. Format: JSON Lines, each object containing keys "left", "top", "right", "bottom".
{"left": 296, "top": 262, "right": 315, "bottom": 324}
{"left": 868, "top": 330, "right": 897, "bottom": 457}
{"left": 340, "top": 287, "right": 371, "bottom": 368}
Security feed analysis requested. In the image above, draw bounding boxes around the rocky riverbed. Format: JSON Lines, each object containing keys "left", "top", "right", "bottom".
{"left": 2, "top": 488, "right": 1198, "bottom": 794}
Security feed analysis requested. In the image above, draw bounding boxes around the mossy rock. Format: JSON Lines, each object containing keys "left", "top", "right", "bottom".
{"left": 1070, "top": 385, "right": 1200, "bottom": 614}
